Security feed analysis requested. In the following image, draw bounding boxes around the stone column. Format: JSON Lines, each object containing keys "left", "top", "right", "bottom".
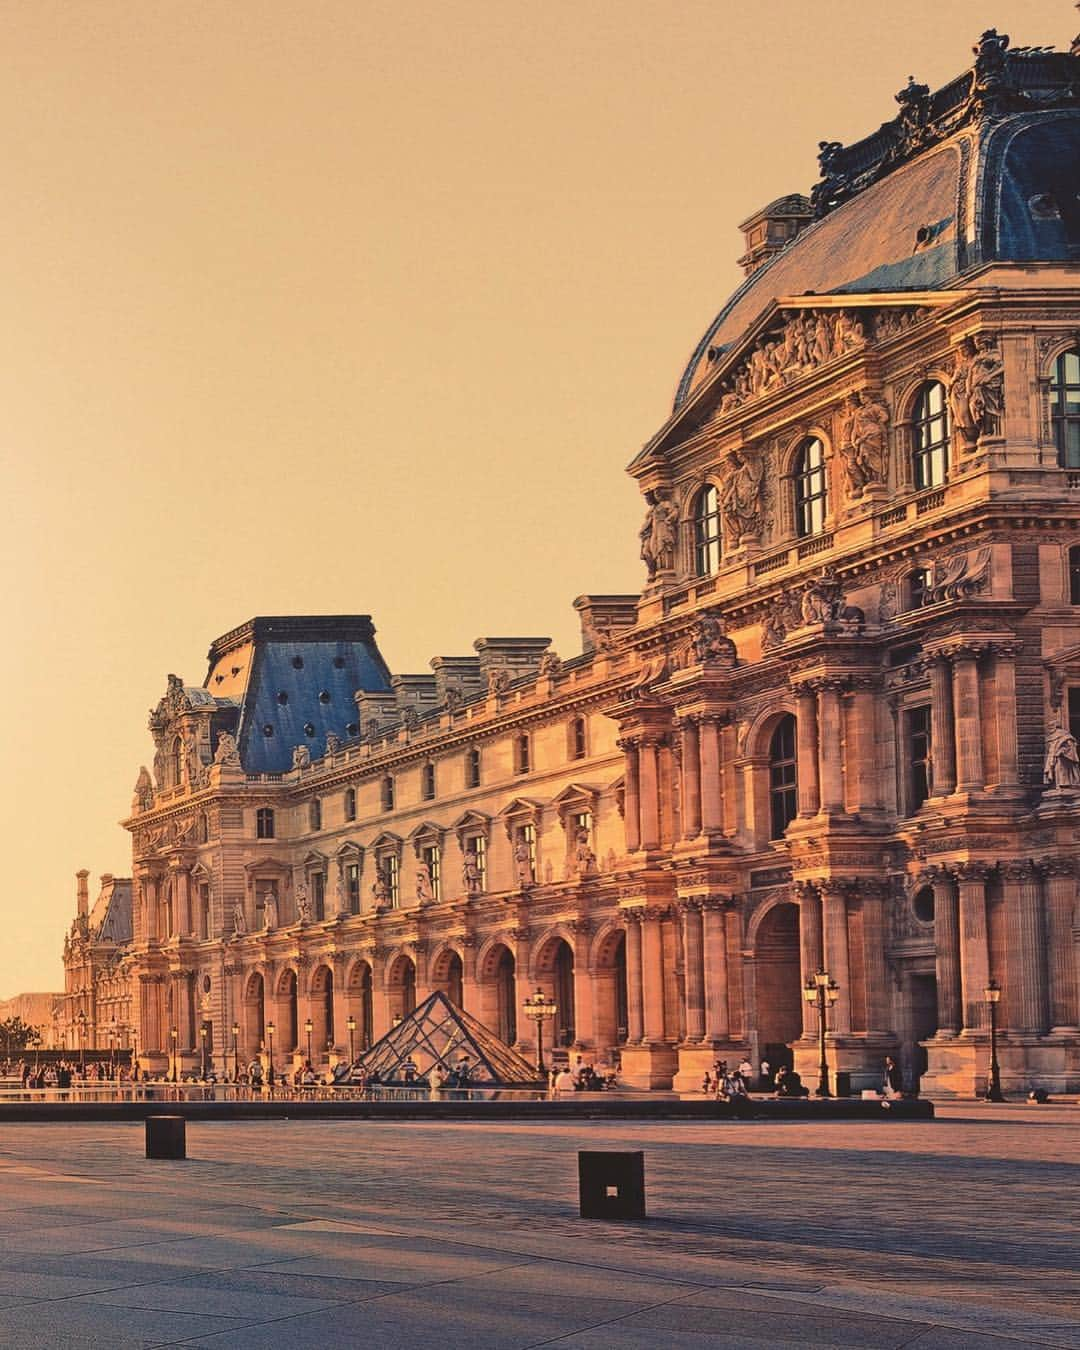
{"left": 797, "top": 884, "right": 823, "bottom": 1036}
{"left": 331, "top": 956, "right": 349, "bottom": 1051}
{"left": 820, "top": 882, "right": 851, "bottom": 1033}
{"left": 847, "top": 680, "right": 880, "bottom": 813}
{"left": 794, "top": 686, "right": 821, "bottom": 816}
{"left": 143, "top": 874, "right": 159, "bottom": 942}
{"left": 1044, "top": 860, "right": 1079, "bottom": 1031}
{"left": 1001, "top": 862, "right": 1048, "bottom": 1036}
{"left": 640, "top": 909, "right": 666, "bottom": 1043}
{"left": 817, "top": 682, "right": 845, "bottom": 814}
{"left": 699, "top": 717, "right": 724, "bottom": 834}
{"left": 623, "top": 914, "right": 644, "bottom": 1043}
{"left": 138, "top": 974, "right": 156, "bottom": 1052}
{"left": 951, "top": 648, "right": 984, "bottom": 792}
{"left": 680, "top": 719, "right": 702, "bottom": 839}
{"left": 570, "top": 926, "right": 594, "bottom": 1047}
{"left": 638, "top": 739, "right": 661, "bottom": 852}
{"left": 174, "top": 867, "right": 192, "bottom": 939}
{"left": 928, "top": 656, "right": 956, "bottom": 796}
{"left": 930, "top": 868, "right": 961, "bottom": 1035}
{"left": 702, "top": 900, "right": 730, "bottom": 1041}
{"left": 991, "top": 642, "right": 1021, "bottom": 789}
{"left": 860, "top": 884, "right": 890, "bottom": 1032}
{"left": 620, "top": 739, "right": 641, "bottom": 853}
{"left": 955, "top": 863, "right": 990, "bottom": 1031}
{"left": 681, "top": 902, "right": 705, "bottom": 1042}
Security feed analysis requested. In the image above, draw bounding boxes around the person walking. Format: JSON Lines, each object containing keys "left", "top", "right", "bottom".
{"left": 883, "top": 1055, "right": 903, "bottom": 1099}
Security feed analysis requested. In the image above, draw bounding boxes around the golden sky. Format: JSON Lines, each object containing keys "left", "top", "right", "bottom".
{"left": 0, "top": 0, "right": 1068, "bottom": 996}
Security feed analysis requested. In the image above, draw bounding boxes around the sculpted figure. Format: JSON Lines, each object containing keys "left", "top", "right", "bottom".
{"left": 720, "top": 449, "right": 765, "bottom": 541}
{"left": 692, "top": 613, "right": 737, "bottom": 665}
{"left": 967, "top": 334, "right": 1004, "bottom": 435}
{"left": 463, "top": 855, "right": 483, "bottom": 896}
{"left": 539, "top": 651, "right": 561, "bottom": 677}
{"left": 832, "top": 311, "right": 865, "bottom": 352}
{"left": 324, "top": 731, "right": 341, "bottom": 756}
{"left": 262, "top": 894, "right": 278, "bottom": 930}
{"left": 514, "top": 837, "right": 535, "bottom": 888}
{"left": 214, "top": 732, "right": 241, "bottom": 766}
{"left": 292, "top": 744, "right": 311, "bottom": 771}
{"left": 486, "top": 668, "right": 510, "bottom": 696}
{"left": 812, "top": 312, "right": 833, "bottom": 365}
{"left": 838, "top": 390, "right": 890, "bottom": 495}
{"left": 639, "top": 489, "right": 678, "bottom": 580}
{"left": 371, "top": 868, "right": 390, "bottom": 906}
{"left": 1044, "top": 725, "right": 1080, "bottom": 790}
{"left": 949, "top": 339, "right": 978, "bottom": 444}
{"left": 574, "top": 826, "right": 597, "bottom": 878}
{"left": 295, "top": 883, "right": 312, "bottom": 924}
{"left": 415, "top": 864, "right": 434, "bottom": 904}
{"left": 232, "top": 902, "right": 246, "bottom": 935}
{"left": 133, "top": 766, "right": 154, "bottom": 812}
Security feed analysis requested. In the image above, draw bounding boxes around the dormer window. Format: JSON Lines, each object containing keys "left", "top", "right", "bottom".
{"left": 793, "top": 438, "right": 827, "bottom": 537}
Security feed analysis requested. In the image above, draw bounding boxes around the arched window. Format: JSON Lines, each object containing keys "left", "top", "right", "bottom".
{"left": 911, "top": 381, "right": 949, "bottom": 489}
{"left": 256, "top": 808, "right": 275, "bottom": 840}
{"left": 343, "top": 787, "right": 356, "bottom": 822}
{"left": 793, "top": 438, "right": 827, "bottom": 537}
{"left": 421, "top": 762, "right": 436, "bottom": 800}
{"left": 693, "top": 484, "right": 722, "bottom": 576}
{"left": 769, "top": 715, "right": 798, "bottom": 839}
{"left": 381, "top": 776, "right": 395, "bottom": 811}
{"left": 1051, "top": 349, "right": 1080, "bottom": 468}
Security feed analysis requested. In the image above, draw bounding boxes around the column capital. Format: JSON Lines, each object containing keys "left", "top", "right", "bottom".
{"left": 677, "top": 897, "right": 703, "bottom": 915}
{"left": 1041, "top": 856, "right": 1076, "bottom": 879}
{"left": 999, "top": 859, "right": 1039, "bottom": 884}
{"left": 989, "top": 639, "right": 1022, "bottom": 661}
{"left": 792, "top": 879, "right": 819, "bottom": 902}
{"left": 951, "top": 860, "right": 992, "bottom": 883}
{"left": 641, "top": 904, "right": 671, "bottom": 922}
{"left": 699, "top": 894, "right": 731, "bottom": 912}
{"left": 615, "top": 735, "right": 641, "bottom": 753}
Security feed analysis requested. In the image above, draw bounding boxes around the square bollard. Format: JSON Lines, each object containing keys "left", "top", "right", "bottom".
{"left": 145, "top": 1115, "right": 186, "bottom": 1160}
{"left": 578, "top": 1151, "right": 645, "bottom": 1219}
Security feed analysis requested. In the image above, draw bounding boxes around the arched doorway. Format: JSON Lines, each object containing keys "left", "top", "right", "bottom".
{"left": 277, "top": 969, "right": 299, "bottom": 1055}
{"left": 431, "top": 948, "right": 464, "bottom": 1008}
{"left": 387, "top": 954, "right": 416, "bottom": 1023}
{"left": 495, "top": 947, "right": 516, "bottom": 1045}
{"left": 754, "top": 902, "right": 802, "bottom": 1071}
{"left": 553, "top": 940, "right": 575, "bottom": 1046}
{"left": 243, "top": 971, "right": 264, "bottom": 1061}
{"left": 348, "top": 960, "right": 374, "bottom": 1051}
{"left": 589, "top": 925, "right": 628, "bottom": 1054}
{"left": 310, "top": 965, "right": 334, "bottom": 1060}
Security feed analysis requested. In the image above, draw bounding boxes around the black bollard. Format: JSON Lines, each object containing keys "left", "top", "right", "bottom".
{"left": 578, "top": 1151, "right": 645, "bottom": 1219}
{"left": 145, "top": 1115, "right": 186, "bottom": 1160}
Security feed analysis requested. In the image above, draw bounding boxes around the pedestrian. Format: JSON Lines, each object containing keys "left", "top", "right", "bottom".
{"left": 759, "top": 1058, "right": 772, "bottom": 1090}
{"left": 738, "top": 1056, "right": 753, "bottom": 1086}
{"left": 883, "top": 1054, "right": 903, "bottom": 1099}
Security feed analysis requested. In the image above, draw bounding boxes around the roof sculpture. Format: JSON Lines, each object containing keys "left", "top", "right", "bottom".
{"left": 673, "top": 30, "right": 1080, "bottom": 410}
{"left": 359, "top": 991, "right": 542, "bottom": 1086}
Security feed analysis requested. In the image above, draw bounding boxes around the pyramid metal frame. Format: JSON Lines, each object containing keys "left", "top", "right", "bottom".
{"left": 359, "top": 990, "right": 542, "bottom": 1086}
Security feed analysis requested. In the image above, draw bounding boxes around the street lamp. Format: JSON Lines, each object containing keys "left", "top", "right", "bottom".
{"left": 803, "top": 970, "right": 840, "bottom": 1098}
{"left": 231, "top": 1021, "right": 240, "bottom": 1081}
{"left": 76, "top": 1010, "right": 87, "bottom": 1077}
{"left": 304, "top": 1016, "right": 313, "bottom": 1064}
{"left": 199, "top": 1024, "right": 208, "bottom": 1079}
{"left": 131, "top": 1025, "right": 138, "bottom": 1082}
{"left": 170, "top": 1026, "right": 179, "bottom": 1083}
{"left": 107, "top": 1029, "right": 115, "bottom": 1080}
{"left": 521, "top": 988, "right": 557, "bottom": 1076}
{"left": 347, "top": 1015, "right": 356, "bottom": 1064}
{"left": 984, "top": 980, "right": 1005, "bottom": 1102}
{"left": 266, "top": 1020, "right": 275, "bottom": 1088}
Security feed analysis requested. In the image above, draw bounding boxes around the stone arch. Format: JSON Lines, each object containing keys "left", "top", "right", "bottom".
{"left": 589, "top": 919, "right": 628, "bottom": 1050}
{"left": 751, "top": 898, "right": 802, "bottom": 1074}
{"left": 475, "top": 936, "right": 518, "bottom": 1045}
{"left": 345, "top": 957, "right": 374, "bottom": 1051}
{"left": 742, "top": 702, "right": 797, "bottom": 762}
{"left": 385, "top": 950, "right": 417, "bottom": 1022}
{"left": 746, "top": 888, "right": 794, "bottom": 949}
{"left": 242, "top": 969, "right": 265, "bottom": 1060}
{"left": 309, "top": 963, "right": 335, "bottom": 1059}
{"left": 531, "top": 928, "right": 576, "bottom": 1048}
{"left": 275, "top": 966, "right": 299, "bottom": 1054}
{"left": 428, "top": 944, "right": 464, "bottom": 1008}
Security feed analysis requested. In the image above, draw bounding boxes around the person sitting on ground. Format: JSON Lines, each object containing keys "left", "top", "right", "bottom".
{"left": 300, "top": 1061, "right": 318, "bottom": 1087}
{"left": 774, "top": 1065, "right": 808, "bottom": 1098}
{"left": 554, "top": 1066, "right": 576, "bottom": 1093}
{"left": 725, "top": 1066, "right": 749, "bottom": 1098}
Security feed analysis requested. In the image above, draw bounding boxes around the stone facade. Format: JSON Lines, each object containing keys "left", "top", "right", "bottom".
{"left": 63, "top": 29, "right": 1080, "bottom": 1094}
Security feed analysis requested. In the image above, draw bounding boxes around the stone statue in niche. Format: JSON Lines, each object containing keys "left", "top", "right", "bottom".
{"left": 692, "top": 613, "right": 737, "bottom": 665}
{"left": 639, "top": 488, "right": 678, "bottom": 580}
{"left": 948, "top": 339, "right": 978, "bottom": 445}
{"left": 371, "top": 867, "right": 390, "bottom": 906}
{"left": 295, "top": 883, "right": 312, "bottom": 925}
{"left": 262, "top": 894, "right": 278, "bottom": 930}
{"left": 463, "top": 855, "right": 483, "bottom": 896}
{"left": 514, "top": 837, "right": 535, "bottom": 888}
{"left": 573, "top": 827, "right": 598, "bottom": 878}
{"left": 133, "top": 766, "right": 154, "bottom": 812}
{"left": 184, "top": 732, "right": 204, "bottom": 788}
{"left": 967, "top": 334, "right": 1005, "bottom": 435}
{"left": 232, "top": 902, "right": 246, "bottom": 935}
{"left": 213, "top": 732, "right": 241, "bottom": 766}
{"left": 837, "top": 390, "right": 889, "bottom": 496}
{"left": 720, "top": 448, "right": 765, "bottom": 541}
{"left": 1044, "top": 724, "right": 1080, "bottom": 790}
{"left": 292, "top": 744, "right": 312, "bottom": 771}
{"left": 415, "top": 864, "right": 434, "bottom": 904}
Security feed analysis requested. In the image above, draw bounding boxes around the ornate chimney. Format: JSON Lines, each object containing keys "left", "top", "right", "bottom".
{"left": 76, "top": 869, "right": 90, "bottom": 918}
{"left": 737, "top": 194, "right": 813, "bottom": 276}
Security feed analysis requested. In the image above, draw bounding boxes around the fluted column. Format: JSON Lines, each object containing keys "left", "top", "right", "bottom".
{"left": 623, "top": 913, "right": 644, "bottom": 1043}
{"left": 1001, "top": 862, "right": 1047, "bottom": 1036}
{"left": 796, "top": 884, "right": 823, "bottom": 1036}
{"left": 928, "top": 656, "right": 956, "bottom": 796}
{"left": 699, "top": 717, "right": 724, "bottom": 834}
{"left": 638, "top": 738, "right": 661, "bottom": 852}
{"left": 991, "top": 642, "right": 1021, "bottom": 789}
{"left": 930, "top": 868, "right": 961, "bottom": 1035}
{"left": 681, "top": 902, "right": 705, "bottom": 1043}
{"left": 951, "top": 648, "right": 984, "bottom": 792}
{"left": 794, "top": 686, "right": 820, "bottom": 816}
{"left": 702, "top": 900, "right": 730, "bottom": 1040}
{"left": 860, "top": 884, "right": 890, "bottom": 1033}
{"left": 847, "top": 679, "right": 880, "bottom": 813}
{"left": 817, "top": 682, "right": 845, "bottom": 814}
{"left": 820, "top": 882, "right": 851, "bottom": 1033}
{"left": 143, "top": 874, "right": 159, "bottom": 942}
{"left": 680, "top": 719, "right": 702, "bottom": 839}
{"left": 640, "top": 908, "right": 666, "bottom": 1043}
{"left": 955, "top": 863, "right": 990, "bottom": 1030}
{"left": 620, "top": 739, "right": 641, "bottom": 853}
{"left": 1044, "top": 860, "right": 1079, "bottom": 1031}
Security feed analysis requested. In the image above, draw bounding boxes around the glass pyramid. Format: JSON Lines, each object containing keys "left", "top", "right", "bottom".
{"left": 360, "top": 990, "right": 541, "bottom": 1086}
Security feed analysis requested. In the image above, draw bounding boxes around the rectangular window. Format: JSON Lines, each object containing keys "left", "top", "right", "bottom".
{"left": 422, "top": 763, "right": 436, "bottom": 800}
{"left": 346, "top": 863, "right": 360, "bottom": 914}
{"left": 256, "top": 808, "right": 275, "bottom": 839}
{"left": 907, "top": 706, "right": 931, "bottom": 813}
{"left": 312, "top": 871, "right": 326, "bottom": 921}
{"left": 199, "top": 884, "right": 211, "bottom": 940}
{"left": 570, "top": 718, "right": 587, "bottom": 760}
{"left": 520, "top": 822, "right": 536, "bottom": 872}
{"left": 465, "top": 748, "right": 481, "bottom": 788}
{"left": 386, "top": 853, "right": 400, "bottom": 908}
{"left": 309, "top": 798, "right": 322, "bottom": 832}
{"left": 468, "top": 835, "right": 486, "bottom": 891}
{"left": 1069, "top": 688, "right": 1080, "bottom": 747}
{"left": 381, "top": 777, "right": 395, "bottom": 811}
{"left": 515, "top": 734, "right": 530, "bottom": 774}
{"left": 423, "top": 844, "right": 441, "bottom": 902}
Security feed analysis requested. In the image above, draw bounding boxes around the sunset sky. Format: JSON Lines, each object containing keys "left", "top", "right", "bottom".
{"left": 0, "top": 0, "right": 1069, "bottom": 996}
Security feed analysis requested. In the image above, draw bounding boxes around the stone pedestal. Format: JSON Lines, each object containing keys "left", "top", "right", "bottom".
{"left": 922, "top": 1031, "right": 1080, "bottom": 1097}
{"left": 619, "top": 1043, "right": 678, "bottom": 1090}
{"left": 792, "top": 1034, "right": 896, "bottom": 1095}
{"left": 672, "top": 1042, "right": 748, "bottom": 1093}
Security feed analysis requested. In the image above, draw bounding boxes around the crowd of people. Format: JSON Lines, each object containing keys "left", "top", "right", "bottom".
{"left": 550, "top": 1055, "right": 617, "bottom": 1093}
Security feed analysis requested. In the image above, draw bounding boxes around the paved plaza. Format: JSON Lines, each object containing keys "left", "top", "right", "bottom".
{"left": 0, "top": 1104, "right": 1074, "bottom": 1347}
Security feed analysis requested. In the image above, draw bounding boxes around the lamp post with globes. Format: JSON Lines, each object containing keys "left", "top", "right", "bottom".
{"left": 521, "top": 988, "right": 557, "bottom": 1077}
{"left": 266, "top": 1021, "right": 275, "bottom": 1088}
{"left": 803, "top": 970, "right": 840, "bottom": 1097}
{"left": 169, "top": 1026, "right": 178, "bottom": 1084}
{"left": 304, "top": 1016, "right": 313, "bottom": 1065}
{"left": 347, "top": 1015, "right": 357, "bottom": 1064}
{"left": 199, "top": 1024, "right": 208, "bottom": 1079}
{"left": 231, "top": 1022, "right": 240, "bottom": 1081}
{"left": 76, "top": 1010, "right": 87, "bottom": 1078}
{"left": 984, "top": 980, "right": 1005, "bottom": 1101}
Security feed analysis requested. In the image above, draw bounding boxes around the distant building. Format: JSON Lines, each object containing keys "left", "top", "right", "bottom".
{"left": 0, "top": 992, "right": 63, "bottom": 1050}
{"left": 58, "top": 870, "right": 133, "bottom": 1055}
{"left": 63, "top": 27, "right": 1080, "bottom": 1094}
